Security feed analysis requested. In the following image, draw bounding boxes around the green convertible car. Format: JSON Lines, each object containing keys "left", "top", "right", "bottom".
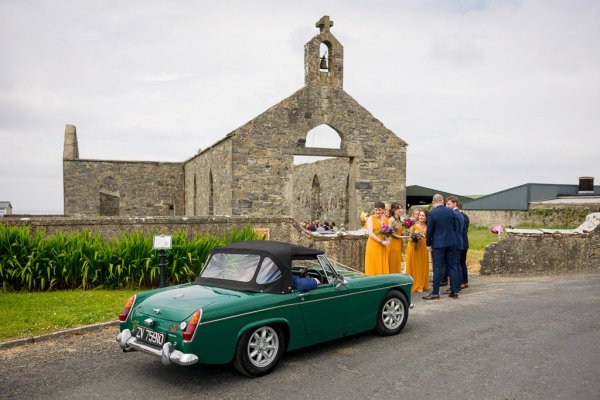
{"left": 117, "top": 240, "right": 414, "bottom": 376}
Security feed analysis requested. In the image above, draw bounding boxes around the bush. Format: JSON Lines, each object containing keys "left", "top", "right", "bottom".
{"left": 0, "top": 225, "right": 263, "bottom": 291}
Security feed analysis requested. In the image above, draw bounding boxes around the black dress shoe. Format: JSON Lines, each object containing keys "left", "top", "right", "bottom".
{"left": 422, "top": 293, "right": 440, "bottom": 300}
{"left": 448, "top": 293, "right": 458, "bottom": 299}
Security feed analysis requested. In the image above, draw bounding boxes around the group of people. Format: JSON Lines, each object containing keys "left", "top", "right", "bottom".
{"left": 364, "top": 194, "right": 469, "bottom": 300}
{"left": 301, "top": 220, "right": 339, "bottom": 233}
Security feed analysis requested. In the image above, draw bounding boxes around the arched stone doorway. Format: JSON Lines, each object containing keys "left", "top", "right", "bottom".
{"left": 291, "top": 124, "right": 357, "bottom": 229}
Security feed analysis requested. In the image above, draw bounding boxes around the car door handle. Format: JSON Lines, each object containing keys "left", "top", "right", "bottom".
{"left": 297, "top": 292, "right": 310, "bottom": 300}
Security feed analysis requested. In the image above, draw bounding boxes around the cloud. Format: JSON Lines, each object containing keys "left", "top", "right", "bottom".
{"left": 419, "top": 0, "right": 495, "bottom": 14}
{"left": 430, "top": 37, "right": 485, "bottom": 65}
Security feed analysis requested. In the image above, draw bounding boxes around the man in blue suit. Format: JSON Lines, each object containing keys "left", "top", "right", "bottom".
{"left": 292, "top": 274, "right": 319, "bottom": 292}
{"left": 439, "top": 196, "right": 465, "bottom": 289}
{"left": 423, "top": 194, "right": 461, "bottom": 300}
{"left": 458, "top": 201, "right": 470, "bottom": 288}
{"left": 444, "top": 196, "right": 465, "bottom": 293}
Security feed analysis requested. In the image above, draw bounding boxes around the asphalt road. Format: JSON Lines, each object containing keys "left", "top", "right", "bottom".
{"left": 1, "top": 273, "right": 599, "bottom": 400}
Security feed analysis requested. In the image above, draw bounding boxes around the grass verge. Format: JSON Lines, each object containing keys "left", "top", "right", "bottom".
{"left": 0, "top": 289, "right": 135, "bottom": 342}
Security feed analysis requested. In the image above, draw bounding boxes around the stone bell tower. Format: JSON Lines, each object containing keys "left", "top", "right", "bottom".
{"left": 304, "top": 16, "right": 344, "bottom": 88}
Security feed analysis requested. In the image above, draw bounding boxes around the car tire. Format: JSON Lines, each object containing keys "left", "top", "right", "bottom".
{"left": 376, "top": 289, "right": 408, "bottom": 336}
{"left": 233, "top": 324, "right": 285, "bottom": 377}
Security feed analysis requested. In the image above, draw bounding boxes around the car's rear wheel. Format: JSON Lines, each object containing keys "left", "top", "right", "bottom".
{"left": 376, "top": 289, "right": 408, "bottom": 336}
{"left": 233, "top": 325, "right": 284, "bottom": 377}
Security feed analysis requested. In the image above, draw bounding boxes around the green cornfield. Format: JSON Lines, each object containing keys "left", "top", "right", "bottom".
{"left": 0, "top": 225, "right": 263, "bottom": 291}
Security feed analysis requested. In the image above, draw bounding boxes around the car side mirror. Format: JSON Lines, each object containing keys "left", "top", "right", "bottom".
{"left": 335, "top": 278, "right": 347, "bottom": 290}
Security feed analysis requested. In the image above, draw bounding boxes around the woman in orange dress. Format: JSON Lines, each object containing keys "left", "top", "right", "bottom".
{"left": 405, "top": 210, "right": 429, "bottom": 292}
{"left": 388, "top": 202, "right": 404, "bottom": 274}
{"left": 364, "top": 201, "right": 391, "bottom": 276}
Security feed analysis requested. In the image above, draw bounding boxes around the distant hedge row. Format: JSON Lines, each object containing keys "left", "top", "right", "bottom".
{"left": 0, "top": 225, "right": 263, "bottom": 291}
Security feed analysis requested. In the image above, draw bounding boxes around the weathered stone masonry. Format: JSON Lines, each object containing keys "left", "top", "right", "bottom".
{"left": 292, "top": 158, "right": 349, "bottom": 225}
{"left": 480, "top": 214, "right": 600, "bottom": 275}
{"left": 183, "top": 137, "right": 233, "bottom": 216}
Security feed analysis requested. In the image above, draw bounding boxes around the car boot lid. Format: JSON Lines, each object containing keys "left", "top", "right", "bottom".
{"left": 134, "top": 284, "right": 239, "bottom": 321}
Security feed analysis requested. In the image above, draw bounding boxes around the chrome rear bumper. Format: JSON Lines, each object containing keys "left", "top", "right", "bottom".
{"left": 117, "top": 329, "right": 198, "bottom": 366}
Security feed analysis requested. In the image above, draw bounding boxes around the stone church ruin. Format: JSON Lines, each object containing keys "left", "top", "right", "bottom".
{"left": 63, "top": 16, "right": 407, "bottom": 229}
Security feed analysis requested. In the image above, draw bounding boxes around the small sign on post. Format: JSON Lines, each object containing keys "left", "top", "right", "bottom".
{"left": 153, "top": 235, "right": 172, "bottom": 288}
{"left": 153, "top": 235, "right": 172, "bottom": 250}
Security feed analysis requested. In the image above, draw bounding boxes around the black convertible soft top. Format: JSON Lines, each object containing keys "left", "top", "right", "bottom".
{"left": 194, "top": 240, "right": 324, "bottom": 294}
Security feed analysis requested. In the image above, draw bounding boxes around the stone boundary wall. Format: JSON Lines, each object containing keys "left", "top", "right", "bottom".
{"left": 480, "top": 230, "right": 600, "bottom": 275}
{"left": 1, "top": 216, "right": 368, "bottom": 272}
{"left": 466, "top": 208, "right": 592, "bottom": 228}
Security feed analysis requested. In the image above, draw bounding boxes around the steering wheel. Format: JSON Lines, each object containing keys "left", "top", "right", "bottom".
{"left": 300, "top": 268, "right": 325, "bottom": 284}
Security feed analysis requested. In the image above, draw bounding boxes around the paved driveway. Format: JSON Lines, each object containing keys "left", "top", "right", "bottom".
{"left": 1, "top": 273, "right": 599, "bottom": 399}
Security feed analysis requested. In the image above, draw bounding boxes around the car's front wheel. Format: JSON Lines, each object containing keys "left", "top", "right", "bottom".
{"left": 376, "top": 289, "right": 408, "bottom": 336}
{"left": 233, "top": 325, "right": 285, "bottom": 377}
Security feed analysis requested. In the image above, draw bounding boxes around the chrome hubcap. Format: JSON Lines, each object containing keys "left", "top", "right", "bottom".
{"left": 382, "top": 298, "right": 404, "bottom": 330}
{"left": 247, "top": 326, "right": 279, "bottom": 367}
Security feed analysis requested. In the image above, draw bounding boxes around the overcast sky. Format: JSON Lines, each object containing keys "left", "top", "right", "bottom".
{"left": 1, "top": 0, "right": 599, "bottom": 214}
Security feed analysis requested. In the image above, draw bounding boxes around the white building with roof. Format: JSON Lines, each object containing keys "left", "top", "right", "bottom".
{"left": 0, "top": 201, "right": 13, "bottom": 216}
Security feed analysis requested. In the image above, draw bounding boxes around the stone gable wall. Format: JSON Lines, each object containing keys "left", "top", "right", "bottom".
{"left": 228, "top": 85, "right": 407, "bottom": 228}
{"left": 63, "top": 160, "right": 184, "bottom": 217}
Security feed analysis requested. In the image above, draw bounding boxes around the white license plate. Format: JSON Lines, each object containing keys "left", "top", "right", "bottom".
{"left": 136, "top": 327, "right": 166, "bottom": 346}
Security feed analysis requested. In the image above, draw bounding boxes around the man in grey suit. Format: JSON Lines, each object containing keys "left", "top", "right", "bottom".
{"left": 423, "top": 194, "right": 462, "bottom": 300}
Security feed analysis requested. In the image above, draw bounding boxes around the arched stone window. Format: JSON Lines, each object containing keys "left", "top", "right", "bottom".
{"left": 193, "top": 175, "right": 197, "bottom": 215}
{"left": 208, "top": 170, "right": 214, "bottom": 216}
{"left": 293, "top": 124, "right": 342, "bottom": 166}
{"left": 99, "top": 192, "right": 119, "bottom": 216}
{"left": 310, "top": 174, "right": 321, "bottom": 221}
{"left": 99, "top": 176, "right": 119, "bottom": 216}
{"left": 305, "top": 124, "right": 341, "bottom": 149}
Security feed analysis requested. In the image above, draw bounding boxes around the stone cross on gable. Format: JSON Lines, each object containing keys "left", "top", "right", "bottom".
{"left": 316, "top": 16, "right": 333, "bottom": 33}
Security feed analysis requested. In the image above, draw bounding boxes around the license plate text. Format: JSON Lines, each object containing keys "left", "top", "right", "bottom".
{"left": 136, "top": 327, "right": 166, "bottom": 346}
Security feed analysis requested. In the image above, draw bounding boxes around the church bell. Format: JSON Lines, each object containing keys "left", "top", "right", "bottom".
{"left": 319, "top": 55, "right": 328, "bottom": 70}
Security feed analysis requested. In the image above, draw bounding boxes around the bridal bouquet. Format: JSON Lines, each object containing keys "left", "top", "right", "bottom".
{"left": 411, "top": 231, "right": 423, "bottom": 247}
{"left": 378, "top": 223, "right": 396, "bottom": 237}
{"left": 400, "top": 217, "right": 415, "bottom": 236}
{"left": 379, "top": 224, "right": 394, "bottom": 237}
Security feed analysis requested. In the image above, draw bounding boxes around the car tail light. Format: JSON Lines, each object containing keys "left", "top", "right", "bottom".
{"left": 118, "top": 295, "right": 136, "bottom": 322}
{"left": 182, "top": 309, "right": 202, "bottom": 342}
